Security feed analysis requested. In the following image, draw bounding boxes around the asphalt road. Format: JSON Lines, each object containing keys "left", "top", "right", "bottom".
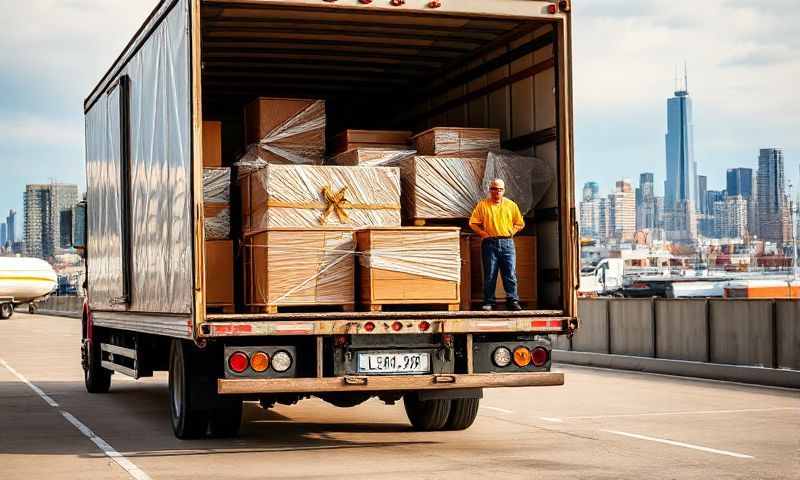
{"left": 1, "top": 313, "right": 798, "bottom": 479}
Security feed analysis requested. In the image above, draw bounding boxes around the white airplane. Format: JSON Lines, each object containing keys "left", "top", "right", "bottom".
{"left": 0, "top": 257, "right": 58, "bottom": 318}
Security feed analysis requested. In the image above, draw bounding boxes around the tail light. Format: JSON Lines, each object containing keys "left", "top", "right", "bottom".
{"left": 442, "top": 334, "right": 454, "bottom": 347}
{"left": 228, "top": 351, "right": 249, "bottom": 373}
{"left": 250, "top": 351, "right": 270, "bottom": 372}
{"left": 418, "top": 321, "right": 431, "bottom": 332}
{"left": 364, "top": 321, "right": 376, "bottom": 332}
{"left": 531, "top": 347, "right": 549, "bottom": 367}
{"left": 391, "top": 321, "right": 403, "bottom": 332}
{"left": 271, "top": 350, "right": 293, "bottom": 372}
{"left": 513, "top": 347, "right": 532, "bottom": 367}
{"left": 492, "top": 347, "right": 512, "bottom": 367}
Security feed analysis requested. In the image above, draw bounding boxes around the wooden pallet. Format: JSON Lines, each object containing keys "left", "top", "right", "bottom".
{"left": 247, "top": 304, "right": 355, "bottom": 314}
{"left": 363, "top": 303, "right": 460, "bottom": 313}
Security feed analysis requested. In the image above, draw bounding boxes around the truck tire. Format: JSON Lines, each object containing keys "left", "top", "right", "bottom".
{"left": 444, "top": 398, "right": 480, "bottom": 431}
{"left": 403, "top": 393, "right": 451, "bottom": 431}
{"left": 28, "top": 303, "right": 37, "bottom": 314}
{"left": 84, "top": 340, "right": 112, "bottom": 393}
{"left": 169, "top": 340, "right": 211, "bottom": 439}
{"left": 0, "top": 303, "right": 12, "bottom": 319}
{"left": 208, "top": 397, "right": 243, "bottom": 438}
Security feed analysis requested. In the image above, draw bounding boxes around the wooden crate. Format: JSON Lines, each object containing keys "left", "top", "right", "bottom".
{"left": 243, "top": 228, "right": 355, "bottom": 312}
{"left": 469, "top": 235, "right": 537, "bottom": 306}
{"left": 400, "top": 156, "right": 485, "bottom": 223}
{"left": 243, "top": 97, "right": 325, "bottom": 164}
{"left": 202, "top": 121, "right": 222, "bottom": 167}
{"left": 205, "top": 240, "right": 234, "bottom": 309}
{"left": 332, "top": 129, "right": 411, "bottom": 154}
{"left": 356, "top": 227, "right": 461, "bottom": 311}
{"left": 412, "top": 127, "right": 501, "bottom": 158}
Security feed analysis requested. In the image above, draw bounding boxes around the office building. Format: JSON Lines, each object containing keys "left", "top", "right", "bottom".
{"left": 727, "top": 167, "right": 757, "bottom": 236}
{"left": 24, "top": 183, "right": 79, "bottom": 258}
{"left": 757, "top": 148, "right": 791, "bottom": 244}
{"left": 713, "top": 196, "right": 748, "bottom": 239}
{"left": 697, "top": 175, "right": 707, "bottom": 214}
{"left": 6, "top": 209, "right": 15, "bottom": 244}
{"left": 582, "top": 182, "right": 599, "bottom": 202}
{"left": 636, "top": 172, "right": 656, "bottom": 231}
{"left": 0, "top": 223, "right": 6, "bottom": 247}
{"left": 610, "top": 179, "right": 636, "bottom": 241}
{"left": 664, "top": 73, "right": 698, "bottom": 241}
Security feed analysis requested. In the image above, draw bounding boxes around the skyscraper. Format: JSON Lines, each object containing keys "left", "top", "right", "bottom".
{"left": 713, "top": 196, "right": 748, "bottom": 239}
{"left": 0, "top": 223, "right": 6, "bottom": 246}
{"left": 579, "top": 182, "right": 606, "bottom": 239}
{"left": 24, "top": 183, "right": 79, "bottom": 258}
{"left": 582, "top": 182, "right": 599, "bottom": 202}
{"left": 664, "top": 72, "right": 697, "bottom": 242}
{"left": 726, "top": 168, "right": 756, "bottom": 237}
{"left": 6, "top": 209, "right": 15, "bottom": 244}
{"left": 697, "top": 175, "right": 708, "bottom": 214}
{"left": 757, "top": 148, "right": 791, "bottom": 244}
{"left": 636, "top": 172, "right": 656, "bottom": 231}
{"left": 610, "top": 179, "right": 636, "bottom": 241}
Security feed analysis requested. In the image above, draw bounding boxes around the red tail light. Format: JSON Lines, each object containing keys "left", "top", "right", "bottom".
{"left": 364, "top": 321, "right": 375, "bottom": 332}
{"left": 418, "top": 321, "right": 431, "bottom": 332}
{"left": 228, "top": 351, "right": 249, "bottom": 373}
{"left": 547, "top": 4, "right": 557, "bottom": 14}
{"left": 531, "top": 347, "right": 549, "bottom": 367}
{"left": 391, "top": 321, "right": 403, "bottom": 332}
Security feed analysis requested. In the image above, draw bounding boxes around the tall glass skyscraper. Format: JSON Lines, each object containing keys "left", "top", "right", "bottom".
{"left": 664, "top": 79, "right": 697, "bottom": 241}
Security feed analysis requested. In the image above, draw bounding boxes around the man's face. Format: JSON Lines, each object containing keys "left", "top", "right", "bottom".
{"left": 489, "top": 185, "right": 504, "bottom": 202}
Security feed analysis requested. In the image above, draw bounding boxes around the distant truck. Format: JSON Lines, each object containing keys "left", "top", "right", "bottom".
{"left": 79, "top": 0, "right": 578, "bottom": 438}
{"left": 579, "top": 258, "right": 624, "bottom": 296}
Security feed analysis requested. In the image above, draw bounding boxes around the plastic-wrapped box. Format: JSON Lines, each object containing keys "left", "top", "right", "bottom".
{"left": 203, "top": 167, "right": 231, "bottom": 239}
{"left": 243, "top": 228, "right": 355, "bottom": 311}
{"left": 412, "top": 128, "right": 501, "bottom": 158}
{"left": 239, "top": 164, "right": 401, "bottom": 233}
{"left": 244, "top": 97, "right": 325, "bottom": 165}
{"left": 204, "top": 205, "right": 231, "bottom": 240}
{"left": 400, "top": 156, "right": 486, "bottom": 221}
{"left": 330, "top": 148, "right": 416, "bottom": 167}
{"left": 356, "top": 227, "right": 461, "bottom": 311}
{"left": 332, "top": 130, "right": 411, "bottom": 155}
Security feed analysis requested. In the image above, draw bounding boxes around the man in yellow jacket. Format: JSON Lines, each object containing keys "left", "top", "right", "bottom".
{"left": 469, "top": 179, "right": 525, "bottom": 311}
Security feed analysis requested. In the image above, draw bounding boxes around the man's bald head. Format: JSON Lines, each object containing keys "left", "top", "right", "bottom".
{"left": 489, "top": 178, "right": 505, "bottom": 202}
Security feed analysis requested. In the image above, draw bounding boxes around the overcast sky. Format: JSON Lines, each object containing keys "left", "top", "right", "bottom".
{"left": 0, "top": 0, "right": 797, "bottom": 226}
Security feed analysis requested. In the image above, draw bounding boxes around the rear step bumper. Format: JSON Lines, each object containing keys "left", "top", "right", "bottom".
{"left": 218, "top": 372, "right": 564, "bottom": 395}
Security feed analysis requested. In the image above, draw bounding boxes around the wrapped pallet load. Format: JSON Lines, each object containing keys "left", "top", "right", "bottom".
{"left": 356, "top": 227, "right": 461, "bottom": 311}
{"left": 332, "top": 129, "right": 411, "bottom": 154}
{"left": 412, "top": 127, "right": 501, "bottom": 158}
{"left": 243, "top": 228, "right": 355, "bottom": 313}
{"left": 202, "top": 166, "right": 233, "bottom": 310}
{"left": 241, "top": 97, "right": 326, "bottom": 166}
{"left": 330, "top": 148, "right": 416, "bottom": 167}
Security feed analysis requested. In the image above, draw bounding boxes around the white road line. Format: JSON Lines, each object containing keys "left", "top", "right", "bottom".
{"left": 602, "top": 429, "right": 754, "bottom": 459}
{"left": 0, "top": 356, "right": 152, "bottom": 480}
{"left": 564, "top": 406, "right": 800, "bottom": 421}
{"left": 482, "top": 405, "right": 514, "bottom": 414}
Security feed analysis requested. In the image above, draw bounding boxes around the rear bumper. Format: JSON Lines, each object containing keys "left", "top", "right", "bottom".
{"left": 217, "top": 372, "right": 564, "bottom": 395}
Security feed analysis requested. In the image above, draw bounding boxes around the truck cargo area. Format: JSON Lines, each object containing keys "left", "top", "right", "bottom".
{"left": 200, "top": 1, "right": 573, "bottom": 324}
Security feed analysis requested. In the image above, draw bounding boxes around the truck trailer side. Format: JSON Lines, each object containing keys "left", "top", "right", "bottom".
{"left": 82, "top": 0, "right": 578, "bottom": 438}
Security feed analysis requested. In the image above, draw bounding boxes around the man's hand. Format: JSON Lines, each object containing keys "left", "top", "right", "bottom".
{"left": 478, "top": 230, "right": 490, "bottom": 239}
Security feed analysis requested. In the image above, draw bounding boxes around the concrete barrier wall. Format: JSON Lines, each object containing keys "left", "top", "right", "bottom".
{"left": 37, "top": 296, "right": 83, "bottom": 317}
{"left": 571, "top": 298, "right": 799, "bottom": 376}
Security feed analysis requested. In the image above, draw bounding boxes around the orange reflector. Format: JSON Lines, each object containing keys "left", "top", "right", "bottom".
{"left": 250, "top": 351, "right": 270, "bottom": 372}
{"left": 513, "top": 347, "right": 532, "bottom": 367}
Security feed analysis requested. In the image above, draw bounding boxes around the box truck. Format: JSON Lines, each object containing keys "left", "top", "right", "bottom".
{"left": 80, "top": 0, "right": 579, "bottom": 438}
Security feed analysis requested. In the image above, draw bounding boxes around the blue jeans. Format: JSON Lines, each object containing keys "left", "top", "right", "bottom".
{"left": 481, "top": 238, "right": 519, "bottom": 305}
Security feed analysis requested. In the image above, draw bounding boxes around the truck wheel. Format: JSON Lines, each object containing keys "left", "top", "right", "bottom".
{"left": 0, "top": 303, "right": 12, "bottom": 319}
{"left": 84, "top": 340, "right": 112, "bottom": 393}
{"left": 169, "top": 340, "right": 211, "bottom": 439}
{"left": 403, "top": 393, "right": 451, "bottom": 431}
{"left": 444, "top": 398, "right": 480, "bottom": 431}
{"left": 208, "top": 397, "right": 243, "bottom": 438}
{"left": 28, "top": 303, "right": 37, "bottom": 314}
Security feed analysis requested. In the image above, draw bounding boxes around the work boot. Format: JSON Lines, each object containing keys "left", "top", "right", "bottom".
{"left": 481, "top": 304, "right": 493, "bottom": 311}
{"left": 507, "top": 300, "right": 522, "bottom": 311}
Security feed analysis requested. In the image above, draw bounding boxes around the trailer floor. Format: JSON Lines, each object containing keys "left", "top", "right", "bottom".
{"left": 1, "top": 313, "right": 798, "bottom": 480}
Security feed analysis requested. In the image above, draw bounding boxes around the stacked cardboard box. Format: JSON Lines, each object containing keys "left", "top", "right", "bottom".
{"left": 202, "top": 122, "right": 233, "bottom": 309}
{"left": 469, "top": 235, "right": 537, "bottom": 306}
{"left": 412, "top": 128, "right": 501, "bottom": 158}
{"left": 356, "top": 227, "right": 461, "bottom": 311}
{"left": 202, "top": 121, "right": 222, "bottom": 168}
{"left": 243, "top": 97, "right": 326, "bottom": 165}
{"left": 203, "top": 167, "right": 231, "bottom": 240}
{"left": 330, "top": 148, "right": 416, "bottom": 167}
{"left": 399, "top": 156, "right": 486, "bottom": 222}
{"left": 332, "top": 130, "right": 411, "bottom": 155}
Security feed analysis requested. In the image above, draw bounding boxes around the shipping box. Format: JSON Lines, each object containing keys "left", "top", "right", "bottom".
{"left": 330, "top": 148, "right": 416, "bottom": 167}
{"left": 470, "top": 235, "right": 537, "bottom": 306}
{"left": 332, "top": 130, "right": 411, "bottom": 154}
{"left": 356, "top": 227, "right": 461, "bottom": 311}
{"left": 244, "top": 97, "right": 325, "bottom": 165}
{"left": 202, "top": 121, "right": 222, "bottom": 167}
{"left": 400, "top": 156, "right": 486, "bottom": 222}
{"left": 239, "top": 164, "right": 401, "bottom": 234}
{"left": 243, "top": 229, "right": 355, "bottom": 312}
{"left": 205, "top": 240, "right": 234, "bottom": 308}
{"left": 412, "top": 127, "right": 501, "bottom": 158}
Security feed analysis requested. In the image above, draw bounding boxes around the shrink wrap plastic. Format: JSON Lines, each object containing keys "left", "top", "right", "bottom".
{"left": 484, "top": 150, "right": 554, "bottom": 215}
{"left": 246, "top": 230, "right": 354, "bottom": 306}
{"left": 242, "top": 100, "right": 325, "bottom": 166}
{"left": 205, "top": 207, "right": 231, "bottom": 240}
{"left": 330, "top": 148, "right": 416, "bottom": 167}
{"left": 239, "top": 162, "right": 402, "bottom": 230}
{"left": 359, "top": 230, "right": 461, "bottom": 282}
{"left": 203, "top": 168, "right": 230, "bottom": 203}
{"left": 413, "top": 128, "right": 501, "bottom": 157}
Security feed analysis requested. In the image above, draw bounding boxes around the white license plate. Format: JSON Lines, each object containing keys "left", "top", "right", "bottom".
{"left": 357, "top": 352, "right": 431, "bottom": 375}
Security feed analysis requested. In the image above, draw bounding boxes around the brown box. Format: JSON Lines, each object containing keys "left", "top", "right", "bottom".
{"left": 356, "top": 227, "right": 461, "bottom": 310}
{"left": 332, "top": 130, "right": 412, "bottom": 154}
{"left": 412, "top": 127, "right": 501, "bottom": 158}
{"left": 204, "top": 204, "right": 231, "bottom": 240}
{"left": 400, "top": 156, "right": 486, "bottom": 221}
{"left": 470, "top": 236, "right": 537, "bottom": 306}
{"left": 205, "top": 240, "right": 234, "bottom": 307}
{"left": 239, "top": 164, "right": 401, "bottom": 234}
{"left": 244, "top": 97, "right": 325, "bottom": 164}
{"left": 243, "top": 229, "right": 354, "bottom": 311}
{"left": 330, "top": 148, "right": 415, "bottom": 167}
{"left": 202, "top": 121, "right": 222, "bottom": 167}
{"left": 459, "top": 235, "right": 472, "bottom": 310}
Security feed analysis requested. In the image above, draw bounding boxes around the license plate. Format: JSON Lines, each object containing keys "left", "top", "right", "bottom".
{"left": 357, "top": 352, "right": 431, "bottom": 375}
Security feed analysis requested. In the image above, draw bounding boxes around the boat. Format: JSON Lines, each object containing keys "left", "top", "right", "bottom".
{"left": 0, "top": 257, "right": 58, "bottom": 304}
{"left": 724, "top": 278, "right": 800, "bottom": 299}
